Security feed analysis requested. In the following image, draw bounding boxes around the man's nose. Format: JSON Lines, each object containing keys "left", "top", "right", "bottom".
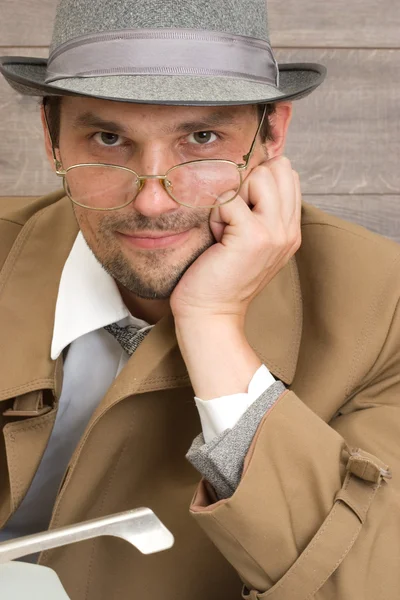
{"left": 131, "top": 151, "right": 180, "bottom": 217}
{"left": 132, "top": 176, "right": 179, "bottom": 217}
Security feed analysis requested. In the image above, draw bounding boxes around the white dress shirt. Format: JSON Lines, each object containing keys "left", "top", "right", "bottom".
{"left": 0, "top": 232, "right": 274, "bottom": 546}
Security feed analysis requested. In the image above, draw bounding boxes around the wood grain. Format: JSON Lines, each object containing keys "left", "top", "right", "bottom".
{"left": 1, "top": 48, "right": 399, "bottom": 198}
{"left": 0, "top": 48, "right": 53, "bottom": 196}
{"left": 268, "top": 0, "right": 400, "bottom": 48}
{"left": 0, "top": 0, "right": 399, "bottom": 48}
{"left": 0, "top": 0, "right": 57, "bottom": 47}
{"left": 275, "top": 48, "right": 400, "bottom": 196}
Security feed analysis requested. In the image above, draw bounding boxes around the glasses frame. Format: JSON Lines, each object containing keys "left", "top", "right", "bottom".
{"left": 43, "top": 100, "right": 267, "bottom": 211}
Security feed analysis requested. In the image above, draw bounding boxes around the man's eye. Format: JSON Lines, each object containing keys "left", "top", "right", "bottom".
{"left": 188, "top": 131, "right": 218, "bottom": 145}
{"left": 93, "top": 132, "right": 122, "bottom": 146}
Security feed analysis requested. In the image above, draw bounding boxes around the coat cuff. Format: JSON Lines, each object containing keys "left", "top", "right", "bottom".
{"left": 194, "top": 365, "right": 276, "bottom": 443}
{"left": 186, "top": 381, "right": 286, "bottom": 499}
{"left": 189, "top": 391, "right": 391, "bottom": 595}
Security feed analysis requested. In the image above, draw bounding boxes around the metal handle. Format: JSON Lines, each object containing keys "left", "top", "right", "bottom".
{"left": 0, "top": 508, "right": 174, "bottom": 563}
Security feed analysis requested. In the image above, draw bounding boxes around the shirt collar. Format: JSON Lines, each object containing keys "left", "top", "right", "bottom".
{"left": 51, "top": 231, "right": 148, "bottom": 359}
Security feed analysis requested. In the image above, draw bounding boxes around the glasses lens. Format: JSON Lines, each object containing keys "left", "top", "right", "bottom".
{"left": 166, "top": 161, "right": 241, "bottom": 208}
{"left": 64, "top": 165, "right": 140, "bottom": 210}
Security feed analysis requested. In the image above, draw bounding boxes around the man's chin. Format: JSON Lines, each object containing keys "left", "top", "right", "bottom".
{"left": 92, "top": 227, "right": 215, "bottom": 300}
{"left": 117, "top": 268, "right": 184, "bottom": 300}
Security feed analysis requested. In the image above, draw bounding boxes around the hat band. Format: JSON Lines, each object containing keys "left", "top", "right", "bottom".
{"left": 45, "top": 28, "right": 279, "bottom": 86}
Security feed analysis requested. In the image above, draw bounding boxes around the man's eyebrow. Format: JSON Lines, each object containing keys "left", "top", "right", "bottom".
{"left": 162, "top": 111, "right": 237, "bottom": 134}
{"left": 72, "top": 112, "right": 128, "bottom": 135}
{"left": 72, "top": 109, "right": 238, "bottom": 136}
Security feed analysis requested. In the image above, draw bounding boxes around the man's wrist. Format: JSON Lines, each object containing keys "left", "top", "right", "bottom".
{"left": 175, "top": 313, "right": 246, "bottom": 353}
{"left": 175, "top": 314, "right": 262, "bottom": 401}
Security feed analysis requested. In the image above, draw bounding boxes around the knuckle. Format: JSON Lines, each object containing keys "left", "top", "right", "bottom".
{"left": 269, "top": 155, "right": 292, "bottom": 169}
{"left": 279, "top": 156, "right": 292, "bottom": 167}
{"left": 251, "top": 222, "right": 300, "bottom": 256}
{"left": 250, "top": 164, "right": 271, "bottom": 182}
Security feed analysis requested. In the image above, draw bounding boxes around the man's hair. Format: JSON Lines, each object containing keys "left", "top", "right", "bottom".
{"left": 43, "top": 97, "right": 276, "bottom": 148}
{"left": 257, "top": 103, "right": 277, "bottom": 144}
{"left": 44, "top": 97, "right": 62, "bottom": 147}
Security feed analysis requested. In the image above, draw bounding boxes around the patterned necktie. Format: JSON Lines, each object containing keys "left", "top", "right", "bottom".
{"left": 104, "top": 323, "right": 153, "bottom": 356}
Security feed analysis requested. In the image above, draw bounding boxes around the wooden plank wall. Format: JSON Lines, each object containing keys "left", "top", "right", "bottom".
{"left": 1, "top": 0, "right": 399, "bottom": 241}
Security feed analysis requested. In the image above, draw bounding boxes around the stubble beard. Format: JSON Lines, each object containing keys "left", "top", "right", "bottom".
{"left": 80, "top": 209, "right": 214, "bottom": 300}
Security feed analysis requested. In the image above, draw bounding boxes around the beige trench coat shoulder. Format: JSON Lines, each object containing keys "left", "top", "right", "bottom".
{"left": 0, "top": 192, "right": 400, "bottom": 599}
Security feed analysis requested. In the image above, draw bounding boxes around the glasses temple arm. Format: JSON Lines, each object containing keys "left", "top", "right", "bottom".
{"left": 241, "top": 104, "right": 268, "bottom": 166}
{"left": 43, "top": 98, "right": 64, "bottom": 173}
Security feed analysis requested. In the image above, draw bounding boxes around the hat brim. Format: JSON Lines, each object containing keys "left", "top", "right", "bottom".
{"left": 0, "top": 56, "right": 326, "bottom": 105}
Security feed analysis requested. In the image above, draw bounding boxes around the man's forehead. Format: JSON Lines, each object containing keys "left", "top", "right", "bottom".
{"left": 61, "top": 96, "right": 254, "bottom": 132}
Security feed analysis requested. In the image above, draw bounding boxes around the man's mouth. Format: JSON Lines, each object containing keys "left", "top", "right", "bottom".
{"left": 117, "top": 229, "right": 192, "bottom": 249}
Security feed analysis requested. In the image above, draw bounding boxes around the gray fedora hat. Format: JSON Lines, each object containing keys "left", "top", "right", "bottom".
{"left": 0, "top": 0, "right": 326, "bottom": 105}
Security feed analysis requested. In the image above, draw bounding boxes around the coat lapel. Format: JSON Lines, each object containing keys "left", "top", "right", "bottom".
{"left": 245, "top": 257, "right": 303, "bottom": 385}
{"left": 0, "top": 195, "right": 77, "bottom": 403}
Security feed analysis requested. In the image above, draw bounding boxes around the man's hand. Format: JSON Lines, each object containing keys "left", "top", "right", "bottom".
{"left": 171, "top": 156, "right": 302, "bottom": 401}
{"left": 170, "top": 156, "right": 302, "bottom": 321}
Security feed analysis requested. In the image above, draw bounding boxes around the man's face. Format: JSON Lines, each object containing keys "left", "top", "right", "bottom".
{"left": 56, "top": 98, "right": 268, "bottom": 299}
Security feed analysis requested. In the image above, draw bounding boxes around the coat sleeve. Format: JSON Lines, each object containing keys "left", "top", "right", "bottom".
{"left": 188, "top": 301, "right": 400, "bottom": 599}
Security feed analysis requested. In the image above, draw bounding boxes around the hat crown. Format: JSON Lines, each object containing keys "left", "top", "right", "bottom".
{"left": 0, "top": 0, "right": 325, "bottom": 106}
{"left": 51, "top": 0, "right": 270, "bottom": 52}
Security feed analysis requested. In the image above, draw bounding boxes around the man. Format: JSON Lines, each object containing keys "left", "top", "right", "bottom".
{"left": 0, "top": 0, "right": 399, "bottom": 598}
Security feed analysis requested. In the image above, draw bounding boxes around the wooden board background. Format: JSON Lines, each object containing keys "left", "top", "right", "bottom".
{"left": 1, "top": 0, "right": 399, "bottom": 241}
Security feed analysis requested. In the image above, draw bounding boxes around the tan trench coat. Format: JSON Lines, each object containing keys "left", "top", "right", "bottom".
{"left": 0, "top": 191, "right": 400, "bottom": 599}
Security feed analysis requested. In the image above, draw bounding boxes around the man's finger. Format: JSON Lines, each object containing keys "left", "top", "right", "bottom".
{"left": 266, "top": 157, "right": 297, "bottom": 223}
{"left": 239, "top": 160, "right": 279, "bottom": 207}
{"left": 209, "top": 192, "right": 253, "bottom": 243}
{"left": 238, "top": 161, "right": 282, "bottom": 228}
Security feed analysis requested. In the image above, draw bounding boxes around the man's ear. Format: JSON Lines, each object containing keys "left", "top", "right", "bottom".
{"left": 266, "top": 102, "right": 293, "bottom": 158}
{"left": 40, "top": 103, "right": 59, "bottom": 172}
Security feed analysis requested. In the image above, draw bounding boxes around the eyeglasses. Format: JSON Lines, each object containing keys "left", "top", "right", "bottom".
{"left": 44, "top": 102, "right": 267, "bottom": 211}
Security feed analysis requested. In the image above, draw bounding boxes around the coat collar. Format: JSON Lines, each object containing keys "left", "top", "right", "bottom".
{"left": 0, "top": 195, "right": 77, "bottom": 403}
{"left": 0, "top": 194, "right": 302, "bottom": 407}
